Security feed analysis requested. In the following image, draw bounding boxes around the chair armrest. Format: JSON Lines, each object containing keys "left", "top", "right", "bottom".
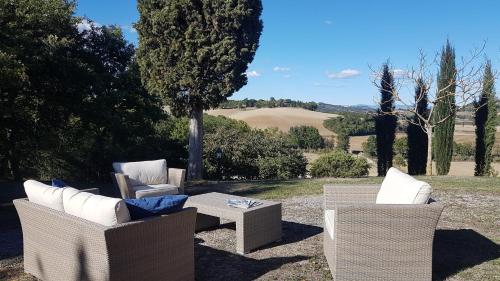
{"left": 168, "top": 168, "right": 186, "bottom": 193}
{"left": 104, "top": 208, "right": 197, "bottom": 279}
{"left": 80, "top": 188, "right": 100, "bottom": 195}
{"left": 111, "top": 172, "right": 133, "bottom": 199}
{"left": 323, "top": 184, "right": 380, "bottom": 209}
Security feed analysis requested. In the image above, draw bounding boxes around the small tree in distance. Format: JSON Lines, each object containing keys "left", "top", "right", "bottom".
{"left": 136, "top": 0, "right": 263, "bottom": 179}
{"left": 475, "top": 60, "right": 497, "bottom": 176}
{"left": 371, "top": 42, "right": 492, "bottom": 175}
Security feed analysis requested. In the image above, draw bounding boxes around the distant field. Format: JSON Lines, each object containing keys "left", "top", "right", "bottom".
{"left": 206, "top": 107, "right": 339, "bottom": 136}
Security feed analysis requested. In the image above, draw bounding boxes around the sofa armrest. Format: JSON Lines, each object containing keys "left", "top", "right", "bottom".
{"left": 168, "top": 168, "right": 186, "bottom": 193}
{"left": 104, "top": 207, "right": 197, "bottom": 280}
{"left": 81, "top": 188, "right": 100, "bottom": 195}
{"left": 111, "top": 172, "right": 133, "bottom": 199}
{"left": 323, "top": 185, "right": 380, "bottom": 209}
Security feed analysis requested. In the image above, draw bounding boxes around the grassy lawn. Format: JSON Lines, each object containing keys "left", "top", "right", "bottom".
{"left": 188, "top": 176, "right": 500, "bottom": 200}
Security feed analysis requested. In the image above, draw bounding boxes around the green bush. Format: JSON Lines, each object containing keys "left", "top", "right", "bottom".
{"left": 289, "top": 125, "right": 325, "bottom": 149}
{"left": 362, "top": 135, "right": 377, "bottom": 157}
{"left": 203, "top": 117, "right": 307, "bottom": 180}
{"left": 336, "top": 132, "right": 350, "bottom": 152}
{"left": 453, "top": 142, "right": 474, "bottom": 160}
{"left": 323, "top": 112, "right": 375, "bottom": 136}
{"left": 310, "top": 150, "right": 370, "bottom": 178}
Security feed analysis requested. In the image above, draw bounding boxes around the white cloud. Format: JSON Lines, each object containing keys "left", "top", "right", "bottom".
{"left": 246, "top": 70, "right": 261, "bottom": 78}
{"left": 121, "top": 25, "right": 137, "bottom": 33}
{"left": 273, "top": 66, "right": 291, "bottom": 72}
{"left": 324, "top": 20, "right": 333, "bottom": 25}
{"left": 392, "top": 69, "right": 408, "bottom": 78}
{"left": 327, "top": 69, "right": 361, "bottom": 79}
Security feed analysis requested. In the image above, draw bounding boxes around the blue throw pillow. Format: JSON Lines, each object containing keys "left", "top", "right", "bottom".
{"left": 125, "top": 195, "right": 188, "bottom": 220}
{"left": 51, "top": 178, "right": 68, "bottom": 188}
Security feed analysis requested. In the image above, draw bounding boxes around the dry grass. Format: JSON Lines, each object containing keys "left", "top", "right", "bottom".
{"left": 206, "top": 107, "right": 339, "bottom": 136}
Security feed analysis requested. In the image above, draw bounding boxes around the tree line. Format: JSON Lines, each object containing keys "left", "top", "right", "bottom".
{"left": 219, "top": 98, "right": 319, "bottom": 111}
{"left": 373, "top": 40, "right": 497, "bottom": 176}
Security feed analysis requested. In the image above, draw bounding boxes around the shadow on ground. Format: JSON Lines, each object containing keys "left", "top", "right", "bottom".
{"left": 433, "top": 229, "right": 500, "bottom": 281}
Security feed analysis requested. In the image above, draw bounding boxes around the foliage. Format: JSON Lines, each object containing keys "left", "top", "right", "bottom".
{"left": 336, "top": 132, "right": 350, "bottom": 152}
{"left": 0, "top": 0, "right": 187, "bottom": 182}
{"left": 310, "top": 150, "right": 370, "bottom": 178}
{"left": 453, "top": 142, "right": 474, "bottom": 161}
{"left": 202, "top": 116, "right": 307, "bottom": 180}
{"left": 220, "top": 98, "right": 318, "bottom": 111}
{"left": 362, "top": 136, "right": 377, "bottom": 157}
{"left": 136, "top": 0, "right": 263, "bottom": 179}
{"left": 434, "top": 41, "right": 456, "bottom": 175}
{"left": 375, "top": 63, "right": 397, "bottom": 176}
{"left": 407, "top": 78, "right": 429, "bottom": 175}
{"left": 289, "top": 126, "right": 325, "bottom": 150}
{"left": 324, "top": 112, "right": 375, "bottom": 136}
{"left": 474, "top": 60, "right": 497, "bottom": 176}
{"left": 393, "top": 137, "right": 408, "bottom": 167}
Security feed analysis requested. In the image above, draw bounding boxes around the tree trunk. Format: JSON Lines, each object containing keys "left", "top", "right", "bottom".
{"left": 426, "top": 126, "right": 433, "bottom": 176}
{"left": 188, "top": 106, "right": 203, "bottom": 180}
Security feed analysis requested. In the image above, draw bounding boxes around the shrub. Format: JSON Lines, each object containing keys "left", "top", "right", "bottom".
{"left": 203, "top": 117, "right": 307, "bottom": 180}
{"left": 453, "top": 142, "right": 474, "bottom": 160}
{"left": 310, "top": 150, "right": 370, "bottom": 178}
{"left": 362, "top": 135, "right": 377, "bottom": 157}
{"left": 336, "top": 132, "right": 350, "bottom": 152}
{"left": 289, "top": 125, "right": 325, "bottom": 149}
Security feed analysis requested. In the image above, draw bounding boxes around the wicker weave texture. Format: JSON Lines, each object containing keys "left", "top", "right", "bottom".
{"left": 323, "top": 185, "right": 443, "bottom": 281}
{"left": 14, "top": 199, "right": 197, "bottom": 281}
{"left": 185, "top": 192, "right": 282, "bottom": 254}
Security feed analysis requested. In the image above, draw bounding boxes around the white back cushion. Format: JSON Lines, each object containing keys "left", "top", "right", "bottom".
{"left": 24, "top": 180, "right": 64, "bottom": 211}
{"left": 376, "top": 167, "right": 432, "bottom": 204}
{"left": 63, "top": 187, "right": 130, "bottom": 226}
{"left": 112, "top": 159, "right": 167, "bottom": 186}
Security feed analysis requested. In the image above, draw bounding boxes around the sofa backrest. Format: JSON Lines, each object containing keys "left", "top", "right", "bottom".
{"left": 112, "top": 159, "right": 168, "bottom": 186}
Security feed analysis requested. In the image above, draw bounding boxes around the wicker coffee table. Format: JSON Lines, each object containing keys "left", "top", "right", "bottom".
{"left": 185, "top": 192, "right": 282, "bottom": 254}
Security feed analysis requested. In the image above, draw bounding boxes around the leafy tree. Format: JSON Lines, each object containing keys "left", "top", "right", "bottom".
{"left": 336, "top": 131, "right": 350, "bottom": 152}
{"left": 434, "top": 41, "right": 456, "bottom": 175}
{"left": 375, "top": 64, "right": 397, "bottom": 176}
{"left": 136, "top": 0, "right": 263, "bottom": 179}
{"left": 475, "top": 60, "right": 497, "bottom": 176}
{"left": 362, "top": 135, "right": 377, "bottom": 157}
{"left": 407, "top": 78, "right": 429, "bottom": 175}
{"left": 289, "top": 126, "right": 325, "bottom": 149}
{"left": 324, "top": 112, "right": 375, "bottom": 136}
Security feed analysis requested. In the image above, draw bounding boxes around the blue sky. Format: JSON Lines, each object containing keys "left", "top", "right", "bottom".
{"left": 76, "top": 0, "right": 500, "bottom": 106}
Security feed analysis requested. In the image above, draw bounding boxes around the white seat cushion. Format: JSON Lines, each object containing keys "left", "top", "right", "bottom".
{"left": 24, "top": 180, "right": 65, "bottom": 211}
{"left": 376, "top": 167, "right": 432, "bottom": 204}
{"left": 133, "top": 184, "right": 179, "bottom": 198}
{"left": 112, "top": 159, "right": 168, "bottom": 186}
{"left": 324, "top": 210, "right": 335, "bottom": 240}
{"left": 63, "top": 187, "right": 130, "bottom": 226}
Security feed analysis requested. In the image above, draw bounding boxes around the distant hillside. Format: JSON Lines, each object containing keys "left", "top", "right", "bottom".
{"left": 316, "top": 103, "right": 376, "bottom": 113}
{"left": 206, "top": 107, "right": 339, "bottom": 136}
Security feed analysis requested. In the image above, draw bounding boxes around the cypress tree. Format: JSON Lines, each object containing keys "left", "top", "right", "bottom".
{"left": 475, "top": 60, "right": 497, "bottom": 176}
{"left": 375, "top": 64, "right": 397, "bottom": 176}
{"left": 434, "top": 41, "right": 456, "bottom": 175}
{"left": 408, "top": 78, "right": 429, "bottom": 175}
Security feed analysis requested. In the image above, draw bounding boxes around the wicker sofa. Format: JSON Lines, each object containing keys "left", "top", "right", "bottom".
{"left": 111, "top": 159, "right": 186, "bottom": 199}
{"left": 14, "top": 194, "right": 197, "bottom": 281}
{"left": 323, "top": 183, "right": 444, "bottom": 281}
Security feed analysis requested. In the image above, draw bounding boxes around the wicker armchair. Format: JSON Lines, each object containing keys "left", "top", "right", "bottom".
{"left": 14, "top": 197, "right": 197, "bottom": 281}
{"left": 111, "top": 159, "right": 186, "bottom": 199}
{"left": 323, "top": 185, "right": 444, "bottom": 281}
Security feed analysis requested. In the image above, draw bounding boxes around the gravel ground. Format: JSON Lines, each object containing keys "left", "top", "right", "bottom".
{"left": 1, "top": 190, "right": 499, "bottom": 281}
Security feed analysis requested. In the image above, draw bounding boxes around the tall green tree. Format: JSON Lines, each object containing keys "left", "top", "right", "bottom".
{"left": 0, "top": 0, "right": 80, "bottom": 180}
{"left": 136, "top": 0, "right": 263, "bottom": 179}
{"left": 407, "top": 78, "right": 429, "bottom": 175}
{"left": 434, "top": 41, "right": 456, "bottom": 175}
{"left": 375, "top": 64, "right": 397, "bottom": 176}
{"left": 475, "top": 60, "right": 497, "bottom": 176}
